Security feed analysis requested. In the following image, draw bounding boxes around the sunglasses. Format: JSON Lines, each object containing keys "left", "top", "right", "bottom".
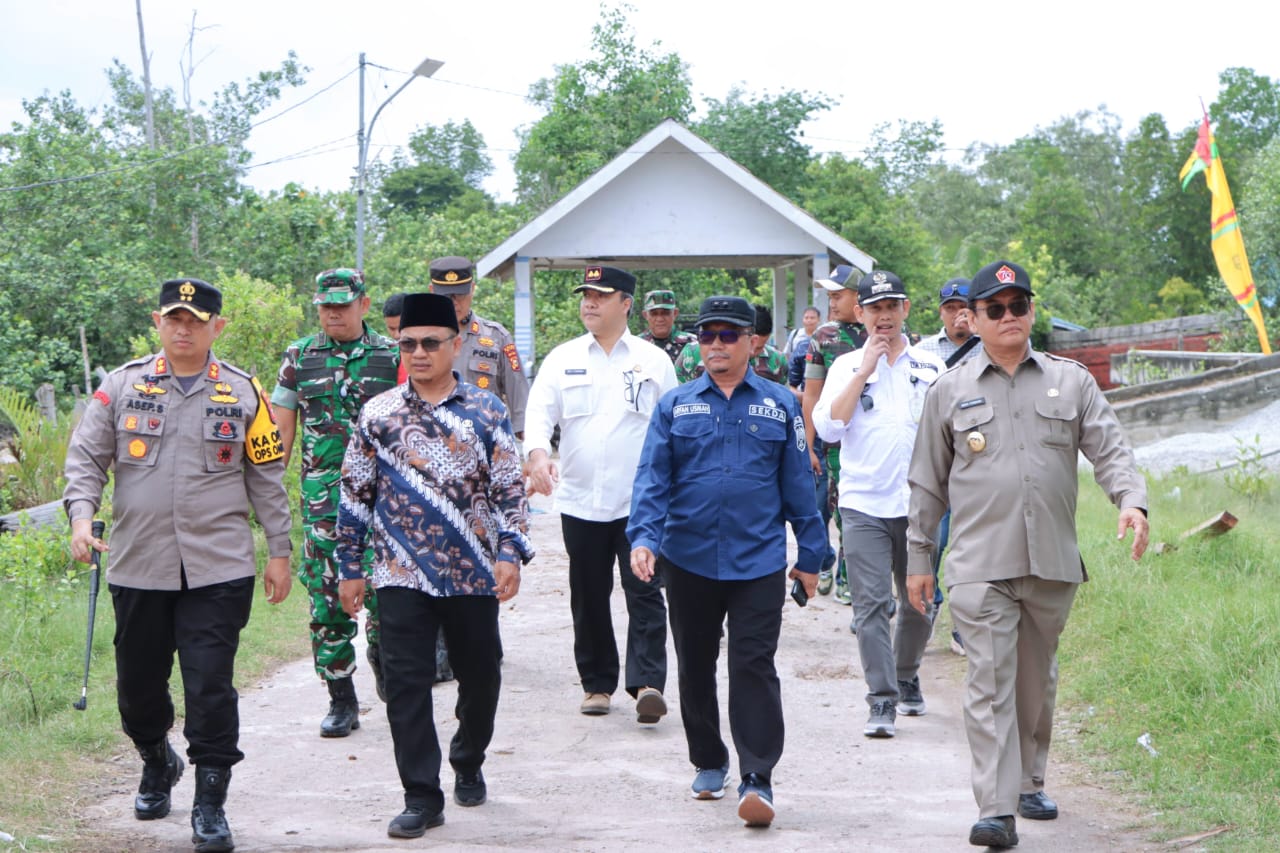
{"left": 978, "top": 298, "right": 1031, "bottom": 321}
{"left": 940, "top": 283, "right": 969, "bottom": 299}
{"left": 697, "top": 329, "right": 749, "bottom": 345}
{"left": 398, "top": 333, "right": 457, "bottom": 353}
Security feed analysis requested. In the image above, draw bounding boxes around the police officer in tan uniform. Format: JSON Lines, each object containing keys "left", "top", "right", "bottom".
{"left": 428, "top": 256, "right": 529, "bottom": 437}
{"left": 905, "top": 260, "right": 1149, "bottom": 850}
{"left": 64, "top": 277, "right": 293, "bottom": 853}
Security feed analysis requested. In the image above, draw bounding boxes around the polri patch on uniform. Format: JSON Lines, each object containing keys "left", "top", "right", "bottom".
{"left": 958, "top": 397, "right": 986, "bottom": 410}
{"left": 673, "top": 403, "right": 711, "bottom": 417}
{"left": 565, "top": 368, "right": 587, "bottom": 375}
{"left": 124, "top": 415, "right": 139, "bottom": 430}
{"left": 748, "top": 404, "right": 786, "bottom": 422}
{"left": 128, "top": 438, "right": 147, "bottom": 458}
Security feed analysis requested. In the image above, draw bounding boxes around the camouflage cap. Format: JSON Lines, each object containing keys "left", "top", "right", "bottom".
{"left": 643, "top": 289, "right": 678, "bottom": 311}
{"left": 313, "top": 268, "right": 366, "bottom": 305}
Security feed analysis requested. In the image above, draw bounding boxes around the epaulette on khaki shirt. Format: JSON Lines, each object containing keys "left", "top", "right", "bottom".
{"left": 63, "top": 352, "right": 293, "bottom": 590}
{"left": 906, "top": 347, "right": 1146, "bottom": 587}
{"left": 454, "top": 313, "right": 529, "bottom": 433}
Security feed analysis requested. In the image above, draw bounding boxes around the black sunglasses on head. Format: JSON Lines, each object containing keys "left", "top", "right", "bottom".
{"left": 978, "top": 298, "right": 1031, "bottom": 321}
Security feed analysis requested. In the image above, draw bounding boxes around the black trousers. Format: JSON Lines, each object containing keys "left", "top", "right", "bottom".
{"left": 378, "top": 588, "right": 502, "bottom": 813}
{"left": 662, "top": 556, "right": 785, "bottom": 783}
{"left": 110, "top": 576, "right": 255, "bottom": 767}
{"left": 560, "top": 514, "right": 666, "bottom": 697}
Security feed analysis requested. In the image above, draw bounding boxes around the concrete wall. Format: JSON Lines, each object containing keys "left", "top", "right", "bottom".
{"left": 1048, "top": 313, "right": 1237, "bottom": 390}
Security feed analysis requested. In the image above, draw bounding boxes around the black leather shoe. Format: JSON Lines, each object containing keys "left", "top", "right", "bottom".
{"left": 454, "top": 770, "right": 487, "bottom": 807}
{"left": 969, "top": 815, "right": 1018, "bottom": 848}
{"left": 1018, "top": 790, "right": 1059, "bottom": 820}
{"left": 387, "top": 805, "right": 445, "bottom": 838}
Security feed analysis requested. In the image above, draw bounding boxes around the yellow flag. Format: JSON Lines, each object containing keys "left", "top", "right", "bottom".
{"left": 1180, "top": 114, "right": 1271, "bottom": 354}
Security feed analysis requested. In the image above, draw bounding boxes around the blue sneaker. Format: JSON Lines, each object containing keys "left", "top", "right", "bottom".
{"left": 690, "top": 764, "right": 729, "bottom": 800}
{"left": 737, "top": 773, "right": 775, "bottom": 827}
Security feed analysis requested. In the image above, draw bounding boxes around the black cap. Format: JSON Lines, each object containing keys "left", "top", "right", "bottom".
{"left": 429, "top": 256, "right": 475, "bottom": 295}
{"left": 158, "top": 278, "right": 222, "bottom": 321}
{"left": 382, "top": 292, "right": 406, "bottom": 318}
{"left": 399, "top": 293, "right": 459, "bottom": 333}
{"left": 857, "top": 270, "right": 907, "bottom": 305}
{"left": 970, "top": 260, "right": 1034, "bottom": 301}
{"left": 695, "top": 296, "right": 755, "bottom": 328}
{"left": 939, "top": 277, "right": 971, "bottom": 304}
{"left": 574, "top": 265, "right": 636, "bottom": 296}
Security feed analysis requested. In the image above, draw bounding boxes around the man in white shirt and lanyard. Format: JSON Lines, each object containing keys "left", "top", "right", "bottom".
{"left": 525, "top": 266, "right": 679, "bottom": 723}
{"left": 812, "top": 270, "right": 944, "bottom": 739}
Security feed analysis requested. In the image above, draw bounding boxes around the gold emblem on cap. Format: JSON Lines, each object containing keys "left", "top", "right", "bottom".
{"left": 967, "top": 431, "right": 987, "bottom": 452}
{"left": 444, "top": 271, "right": 459, "bottom": 283}
{"left": 179, "top": 281, "right": 196, "bottom": 302}
{"left": 585, "top": 266, "right": 603, "bottom": 282}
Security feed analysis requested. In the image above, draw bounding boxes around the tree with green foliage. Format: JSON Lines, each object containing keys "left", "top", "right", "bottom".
{"left": 515, "top": 3, "right": 693, "bottom": 210}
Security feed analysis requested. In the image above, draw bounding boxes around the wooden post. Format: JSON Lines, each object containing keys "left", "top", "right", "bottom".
{"left": 35, "top": 383, "right": 57, "bottom": 423}
{"left": 80, "top": 324, "right": 92, "bottom": 395}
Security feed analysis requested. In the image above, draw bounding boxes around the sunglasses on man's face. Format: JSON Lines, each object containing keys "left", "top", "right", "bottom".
{"left": 697, "top": 329, "right": 748, "bottom": 345}
{"left": 978, "top": 298, "right": 1032, "bottom": 321}
{"left": 398, "top": 333, "right": 457, "bottom": 353}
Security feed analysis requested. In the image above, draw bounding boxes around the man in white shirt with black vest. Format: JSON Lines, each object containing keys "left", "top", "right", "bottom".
{"left": 525, "top": 266, "right": 679, "bottom": 723}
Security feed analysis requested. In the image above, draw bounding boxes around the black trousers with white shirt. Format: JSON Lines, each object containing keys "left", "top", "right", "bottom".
{"left": 560, "top": 514, "right": 667, "bottom": 698}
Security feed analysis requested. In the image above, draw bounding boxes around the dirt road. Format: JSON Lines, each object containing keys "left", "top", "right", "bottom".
{"left": 86, "top": 494, "right": 1160, "bottom": 852}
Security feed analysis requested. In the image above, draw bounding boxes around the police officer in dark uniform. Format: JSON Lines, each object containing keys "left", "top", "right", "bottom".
{"left": 64, "top": 278, "right": 293, "bottom": 853}
{"left": 429, "top": 256, "right": 529, "bottom": 438}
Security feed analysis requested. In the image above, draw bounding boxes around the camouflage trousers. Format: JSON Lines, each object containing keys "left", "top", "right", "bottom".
{"left": 301, "top": 514, "right": 378, "bottom": 681}
{"left": 828, "top": 447, "right": 848, "bottom": 584}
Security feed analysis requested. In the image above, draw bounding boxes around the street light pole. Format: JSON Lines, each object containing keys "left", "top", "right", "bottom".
{"left": 355, "top": 53, "right": 445, "bottom": 270}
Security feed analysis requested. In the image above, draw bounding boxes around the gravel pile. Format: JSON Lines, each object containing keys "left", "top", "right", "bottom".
{"left": 1126, "top": 399, "right": 1280, "bottom": 478}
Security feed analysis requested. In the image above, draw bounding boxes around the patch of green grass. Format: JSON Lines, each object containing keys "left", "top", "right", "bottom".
{"left": 1061, "top": 467, "right": 1280, "bottom": 849}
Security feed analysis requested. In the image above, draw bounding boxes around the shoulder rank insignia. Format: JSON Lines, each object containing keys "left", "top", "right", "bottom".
{"left": 207, "top": 362, "right": 220, "bottom": 380}
{"left": 153, "top": 357, "right": 168, "bottom": 375}
{"left": 470, "top": 320, "right": 480, "bottom": 334}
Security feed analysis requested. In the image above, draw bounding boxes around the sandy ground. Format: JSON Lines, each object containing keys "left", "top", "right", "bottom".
{"left": 83, "top": 492, "right": 1165, "bottom": 853}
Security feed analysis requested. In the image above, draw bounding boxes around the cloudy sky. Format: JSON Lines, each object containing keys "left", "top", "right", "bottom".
{"left": 4, "top": 0, "right": 1278, "bottom": 201}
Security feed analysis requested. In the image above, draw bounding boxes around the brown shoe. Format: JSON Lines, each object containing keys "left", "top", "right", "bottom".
{"left": 635, "top": 687, "right": 667, "bottom": 724}
{"left": 580, "top": 692, "right": 611, "bottom": 715}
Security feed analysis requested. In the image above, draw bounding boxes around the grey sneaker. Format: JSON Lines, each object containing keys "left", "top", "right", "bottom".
{"left": 690, "top": 763, "right": 730, "bottom": 800}
{"left": 834, "top": 577, "right": 852, "bottom": 605}
{"left": 897, "top": 677, "right": 926, "bottom": 716}
{"left": 864, "top": 700, "right": 896, "bottom": 738}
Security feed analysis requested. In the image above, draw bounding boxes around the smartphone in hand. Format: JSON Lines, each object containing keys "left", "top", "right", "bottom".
{"left": 790, "top": 577, "right": 808, "bottom": 607}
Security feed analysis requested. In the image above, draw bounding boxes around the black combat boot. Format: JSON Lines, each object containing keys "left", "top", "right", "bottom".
{"left": 366, "top": 643, "right": 388, "bottom": 703}
{"left": 190, "top": 765, "right": 234, "bottom": 852}
{"left": 320, "top": 677, "right": 360, "bottom": 737}
{"left": 135, "top": 738, "right": 184, "bottom": 820}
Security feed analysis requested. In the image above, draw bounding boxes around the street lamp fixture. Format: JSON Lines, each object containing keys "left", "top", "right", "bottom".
{"left": 355, "top": 53, "right": 444, "bottom": 269}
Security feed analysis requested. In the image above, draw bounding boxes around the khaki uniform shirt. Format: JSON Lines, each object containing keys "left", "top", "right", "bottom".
{"left": 63, "top": 352, "right": 293, "bottom": 590}
{"left": 454, "top": 312, "right": 529, "bottom": 434}
{"left": 906, "top": 347, "right": 1146, "bottom": 586}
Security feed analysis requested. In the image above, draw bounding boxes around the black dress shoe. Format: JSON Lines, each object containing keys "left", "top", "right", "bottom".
{"left": 1018, "top": 790, "right": 1059, "bottom": 820}
{"left": 387, "top": 805, "right": 445, "bottom": 838}
{"left": 969, "top": 815, "right": 1018, "bottom": 848}
{"left": 454, "top": 770, "right": 487, "bottom": 807}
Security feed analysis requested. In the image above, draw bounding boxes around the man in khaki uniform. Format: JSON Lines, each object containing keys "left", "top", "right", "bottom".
{"left": 64, "top": 277, "right": 293, "bottom": 853}
{"left": 428, "top": 256, "right": 529, "bottom": 438}
{"left": 905, "top": 260, "right": 1149, "bottom": 850}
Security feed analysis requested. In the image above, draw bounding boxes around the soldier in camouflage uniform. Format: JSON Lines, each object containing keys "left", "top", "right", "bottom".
{"left": 428, "top": 256, "right": 529, "bottom": 437}
{"left": 804, "top": 266, "right": 868, "bottom": 604}
{"left": 272, "top": 268, "right": 401, "bottom": 737}
{"left": 675, "top": 303, "right": 788, "bottom": 384}
{"left": 638, "top": 289, "right": 696, "bottom": 364}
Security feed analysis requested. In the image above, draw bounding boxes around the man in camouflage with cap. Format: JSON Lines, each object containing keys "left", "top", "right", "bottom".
{"left": 804, "top": 265, "right": 868, "bottom": 602}
{"left": 639, "top": 289, "right": 696, "bottom": 364}
{"left": 429, "top": 256, "right": 529, "bottom": 438}
{"left": 272, "top": 268, "right": 401, "bottom": 737}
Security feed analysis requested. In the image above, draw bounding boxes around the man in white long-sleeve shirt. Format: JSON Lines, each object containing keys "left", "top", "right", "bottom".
{"left": 812, "top": 270, "right": 943, "bottom": 739}
{"left": 525, "top": 265, "right": 678, "bottom": 723}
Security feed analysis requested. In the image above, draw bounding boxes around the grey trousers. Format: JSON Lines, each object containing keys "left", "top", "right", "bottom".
{"left": 840, "top": 508, "right": 933, "bottom": 705}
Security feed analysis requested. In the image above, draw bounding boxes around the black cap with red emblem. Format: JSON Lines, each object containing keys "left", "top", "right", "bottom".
{"left": 969, "top": 260, "right": 1034, "bottom": 301}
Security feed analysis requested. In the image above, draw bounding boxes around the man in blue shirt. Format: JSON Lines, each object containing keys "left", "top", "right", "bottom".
{"left": 629, "top": 296, "right": 826, "bottom": 829}
{"left": 335, "top": 293, "right": 534, "bottom": 840}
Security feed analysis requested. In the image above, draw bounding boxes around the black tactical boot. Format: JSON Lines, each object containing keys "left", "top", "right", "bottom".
{"left": 320, "top": 677, "right": 360, "bottom": 737}
{"left": 190, "top": 765, "right": 234, "bottom": 852}
{"left": 135, "top": 738, "right": 184, "bottom": 820}
{"left": 366, "top": 643, "right": 388, "bottom": 703}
